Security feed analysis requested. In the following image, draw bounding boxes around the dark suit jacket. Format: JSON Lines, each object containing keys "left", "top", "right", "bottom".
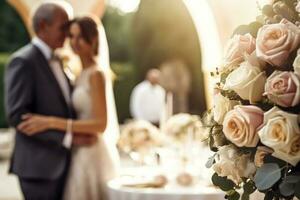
{"left": 5, "top": 43, "right": 76, "bottom": 180}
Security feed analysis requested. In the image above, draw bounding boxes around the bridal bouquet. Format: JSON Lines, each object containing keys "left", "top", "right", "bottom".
{"left": 204, "top": 0, "right": 300, "bottom": 199}
{"left": 162, "top": 113, "right": 205, "bottom": 143}
{"left": 117, "top": 120, "right": 162, "bottom": 154}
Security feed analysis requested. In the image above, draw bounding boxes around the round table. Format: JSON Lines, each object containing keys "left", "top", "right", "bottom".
{"left": 107, "top": 178, "right": 225, "bottom": 200}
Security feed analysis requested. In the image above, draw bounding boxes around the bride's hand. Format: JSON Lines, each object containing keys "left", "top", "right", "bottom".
{"left": 17, "top": 113, "right": 53, "bottom": 135}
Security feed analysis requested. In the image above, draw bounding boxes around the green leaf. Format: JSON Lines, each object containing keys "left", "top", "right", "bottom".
{"left": 241, "top": 193, "right": 250, "bottom": 200}
{"left": 226, "top": 191, "right": 240, "bottom": 200}
{"left": 263, "top": 154, "right": 287, "bottom": 168}
{"left": 243, "top": 180, "right": 257, "bottom": 194}
{"left": 284, "top": 176, "right": 300, "bottom": 184}
{"left": 212, "top": 173, "right": 235, "bottom": 191}
{"left": 205, "top": 153, "right": 216, "bottom": 168}
{"left": 294, "top": 180, "right": 300, "bottom": 199}
{"left": 209, "top": 135, "right": 218, "bottom": 152}
{"left": 254, "top": 163, "right": 281, "bottom": 191}
{"left": 279, "top": 182, "right": 295, "bottom": 197}
{"left": 264, "top": 191, "right": 274, "bottom": 200}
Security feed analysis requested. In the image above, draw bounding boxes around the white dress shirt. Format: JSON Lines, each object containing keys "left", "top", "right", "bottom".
{"left": 130, "top": 81, "right": 166, "bottom": 123}
{"left": 32, "top": 37, "right": 72, "bottom": 148}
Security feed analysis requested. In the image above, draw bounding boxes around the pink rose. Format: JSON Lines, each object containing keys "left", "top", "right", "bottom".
{"left": 264, "top": 71, "right": 300, "bottom": 107}
{"left": 256, "top": 19, "right": 300, "bottom": 67}
{"left": 223, "top": 105, "right": 264, "bottom": 147}
{"left": 224, "top": 33, "right": 256, "bottom": 64}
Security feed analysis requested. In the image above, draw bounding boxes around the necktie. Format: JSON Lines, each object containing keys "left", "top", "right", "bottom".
{"left": 49, "top": 53, "right": 71, "bottom": 104}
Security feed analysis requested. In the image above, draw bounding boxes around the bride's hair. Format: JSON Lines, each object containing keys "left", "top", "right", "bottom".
{"left": 69, "top": 15, "right": 100, "bottom": 55}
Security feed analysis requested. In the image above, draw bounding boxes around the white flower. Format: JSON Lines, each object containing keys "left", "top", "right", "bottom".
{"left": 162, "top": 113, "right": 203, "bottom": 142}
{"left": 223, "top": 33, "right": 256, "bottom": 65}
{"left": 224, "top": 61, "right": 266, "bottom": 103}
{"left": 296, "top": 1, "right": 300, "bottom": 13}
{"left": 213, "top": 145, "right": 256, "bottom": 184}
{"left": 258, "top": 107, "right": 300, "bottom": 166}
{"left": 118, "top": 120, "right": 162, "bottom": 153}
{"left": 213, "top": 93, "right": 240, "bottom": 124}
{"left": 293, "top": 49, "right": 300, "bottom": 76}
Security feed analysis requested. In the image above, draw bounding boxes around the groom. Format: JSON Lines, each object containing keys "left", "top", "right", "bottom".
{"left": 5, "top": 2, "right": 96, "bottom": 200}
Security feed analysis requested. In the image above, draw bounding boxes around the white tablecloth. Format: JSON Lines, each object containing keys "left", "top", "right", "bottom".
{"left": 107, "top": 179, "right": 225, "bottom": 200}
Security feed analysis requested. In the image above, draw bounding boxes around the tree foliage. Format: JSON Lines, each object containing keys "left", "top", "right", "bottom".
{"left": 0, "top": 1, "right": 30, "bottom": 52}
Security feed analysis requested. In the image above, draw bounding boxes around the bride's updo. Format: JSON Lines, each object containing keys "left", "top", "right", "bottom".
{"left": 69, "top": 16, "right": 99, "bottom": 55}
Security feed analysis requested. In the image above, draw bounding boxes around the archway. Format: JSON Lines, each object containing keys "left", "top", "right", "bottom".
{"left": 182, "top": 0, "right": 260, "bottom": 108}
{"left": 132, "top": 0, "right": 206, "bottom": 114}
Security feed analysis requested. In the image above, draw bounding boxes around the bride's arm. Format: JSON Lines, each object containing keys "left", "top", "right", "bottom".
{"left": 50, "top": 71, "right": 107, "bottom": 135}
{"left": 18, "top": 71, "right": 107, "bottom": 136}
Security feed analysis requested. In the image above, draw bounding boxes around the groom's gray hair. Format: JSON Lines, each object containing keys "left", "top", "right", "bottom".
{"left": 32, "top": 1, "right": 73, "bottom": 33}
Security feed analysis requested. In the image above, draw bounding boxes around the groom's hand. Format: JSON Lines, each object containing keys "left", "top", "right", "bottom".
{"left": 72, "top": 134, "right": 98, "bottom": 146}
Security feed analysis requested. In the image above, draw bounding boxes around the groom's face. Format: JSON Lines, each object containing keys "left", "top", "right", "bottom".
{"left": 44, "top": 9, "right": 69, "bottom": 49}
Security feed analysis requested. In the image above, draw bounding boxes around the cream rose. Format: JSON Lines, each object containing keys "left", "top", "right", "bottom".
{"left": 293, "top": 50, "right": 300, "bottom": 76}
{"left": 224, "top": 33, "right": 256, "bottom": 64}
{"left": 254, "top": 146, "right": 274, "bottom": 167}
{"left": 264, "top": 71, "right": 300, "bottom": 107}
{"left": 223, "top": 105, "right": 264, "bottom": 147}
{"left": 258, "top": 107, "right": 300, "bottom": 166}
{"left": 213, "top": 93, "right": 240, "bottom": 124}
{"left": 224, "top": 62, "right": 266, "bottom": 103}
{"left": 256, "top": 19, "right": 300, "bottom": 67}
{"left": 272, "top": 135, "right": 300, "bottom": 166}
{"left": 296, "top": 1, "right": 300, "bottom": 13}
{"left": 213, "top": 145, "right": 256, "bottom": 184}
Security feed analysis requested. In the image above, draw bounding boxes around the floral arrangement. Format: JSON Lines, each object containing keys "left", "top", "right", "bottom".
{"left": 117, "top": 120, "right": 162, "bottom": 154}
{"left": 162, "top": 113, "right": 205, "bottom": 143}
{"left": 204, "top": 0, "right": 300, "bottom": 199}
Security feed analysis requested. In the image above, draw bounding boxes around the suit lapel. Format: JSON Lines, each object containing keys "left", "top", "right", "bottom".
{"left": 32, "top": 45, "right": 69, "bottom": 110}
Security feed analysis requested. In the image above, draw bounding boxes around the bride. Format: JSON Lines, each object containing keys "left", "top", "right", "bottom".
{"left": 18, "top": 16, "right": 119, "bottom": 200}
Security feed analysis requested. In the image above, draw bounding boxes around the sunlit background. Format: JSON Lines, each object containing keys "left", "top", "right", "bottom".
{"left": 108, "top": 0, "right": 140, "bottom": 13}
{"left": 0, "top": 0, "right": 262, "bottom": 199}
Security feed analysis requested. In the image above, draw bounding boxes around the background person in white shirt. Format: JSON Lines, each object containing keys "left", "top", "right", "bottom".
{"left": 130, "top": 69, "right": 166, "bottom": 125}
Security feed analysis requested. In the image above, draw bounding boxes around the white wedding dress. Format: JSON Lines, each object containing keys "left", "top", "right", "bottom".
{"left": 63, "top": 66, "right": 119, "bottom": 200}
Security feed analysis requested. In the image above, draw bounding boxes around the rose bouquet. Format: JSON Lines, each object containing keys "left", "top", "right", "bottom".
{"left": 204, "top": 0, "right": 300, "bottom": 199}
{"left": 117, "top": 120, "right": 162, "bottom": 154}
{"left": 162, "top": 113, "right": 205, "bottom": 143}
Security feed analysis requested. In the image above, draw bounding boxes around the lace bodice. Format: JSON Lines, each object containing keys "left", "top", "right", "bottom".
{"left": 72, "top": 66, "right": 97, "bottom": 119}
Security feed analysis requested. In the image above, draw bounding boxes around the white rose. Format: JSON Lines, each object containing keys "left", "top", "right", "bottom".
{"left": 223, "top": 33, "right": 256, "bottom": 64}
{"left": 293, "top": 50, "right": 300, "bottom": 76}
{"left": 272, "top": 135, "right": 300, "bottom": 166}
{"left": 224, "top": 62, "right": 267, "bottom": 103}
{"left": 213, "top": 93, "right": 240, "bottom": 124}
{"left": 258, "top": 107, "right": 300, "bottom": 166}
{"left": 213, "top": 145, "right": 256, "bottom": 184}
{"left": 296, "top": 1, "right": 300, "bottom": 13}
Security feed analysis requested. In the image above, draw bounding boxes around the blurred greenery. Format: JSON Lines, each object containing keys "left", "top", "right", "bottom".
{"left": 103, "top": 7, "right": 139, "bottom": 122}
{"left": 0, "top": 54, "right": 9, "bottom": 128}
{"left": 0, "top": 1, "right": 30, "bottom": 127}
{"left": 0, "top": 1, "right": 30, "bottom": 52}
{"left": 111, "top": 62, "right": 137, "bottom": 122}
{"left": 103, "top": 7, "right": 134, "bottom": 62}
